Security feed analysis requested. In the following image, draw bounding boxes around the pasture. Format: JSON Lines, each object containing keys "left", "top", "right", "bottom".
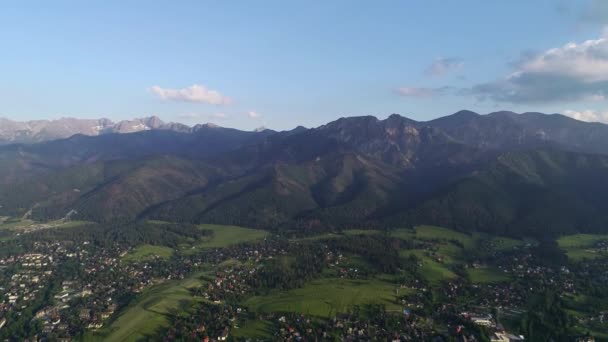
{"left": 467, "top": 267, "right": 511, "bottom": 284}
{"left": 122, "top": 244, "right": 173, "bottom": 262}
{"left": 245, "top": 277, "right": 402, "bottom": 318}
{"left": 189, "top": 224, "right": 269, "bottom": 250}
{"left": 401, "top": 249, "right": 457, "bottom": 284}
{"left": 233, "top": 319, "right": 272, "bottom": 339}
{"left": 557, "top": 234, "right": 608, "bottom": 262}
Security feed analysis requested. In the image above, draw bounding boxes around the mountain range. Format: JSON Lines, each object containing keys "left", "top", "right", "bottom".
{"left": 2, "top": 110, "right": 608, "bottom": 238}
{"left": 0, "top": 116, "right": 205, "bottom": 145}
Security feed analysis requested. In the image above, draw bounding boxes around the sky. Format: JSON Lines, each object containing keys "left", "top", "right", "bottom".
{"left": 3, "top": 1, "right": 608, "bottom": 130}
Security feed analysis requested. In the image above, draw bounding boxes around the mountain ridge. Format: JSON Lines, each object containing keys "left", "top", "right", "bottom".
{"left": 3, "top": 110, "right": 608, "bottom": 237}
{"left": 0, "top": 115, "right": 242, "bottom": 145}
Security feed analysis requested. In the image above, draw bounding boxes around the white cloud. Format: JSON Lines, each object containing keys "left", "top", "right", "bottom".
{"left": 247, "top": 111, "right": 261, "bottom": 119}
{"left": 397, "top": 87, "right": 435, "bottom": 97}
{"left": 516, "top": 37, "right": 608, "bottom": 82}
{"left": 396, "top": 86, "right": 454, "bottom": 98}
{"left": 472, "top": 29, "right": 608, "bottom": 103}
{"left": 425, "top": 57, "right": 463, "bottom": 77}
{"left": 563, "top": 109, "right": 608, "bottom": 123}
{"left": 150, "top": 84, "right": 231, "bottom": 105}
{"left": 177, "top": 112, "right": 228, "bottom": 120}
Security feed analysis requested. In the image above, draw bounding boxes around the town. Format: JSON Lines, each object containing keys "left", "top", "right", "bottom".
{"left": 0, "top": 221, "right": 605, "bottom": 341}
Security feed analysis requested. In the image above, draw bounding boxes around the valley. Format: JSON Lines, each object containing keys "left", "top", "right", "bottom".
{"left": 8, "top": 1, "right": 608, "bottom": 339}
{"left": 2, "top": 111, "right": 608, "bottom": 340}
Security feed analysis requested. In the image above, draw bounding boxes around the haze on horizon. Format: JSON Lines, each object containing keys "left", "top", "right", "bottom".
{"left": 3, "top": 0, "right": 608, "bottom": 130}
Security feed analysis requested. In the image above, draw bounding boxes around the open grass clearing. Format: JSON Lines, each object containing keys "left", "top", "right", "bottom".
{"left": 557, "top": 234, "right": 608, "bottom": 248}
{"left": 391, "top": 226, "right": 524, "bottom": 252}
{"left": 245, "top": 277, "right": 402, "bottom": 318}
{"left": 467, "top": 267, "right": 512, "bottom": 284}
{"left": 293, "top": 229, "right": 382, "bottom": 242}
{"left": 343, "top": 229, "right": 382, "bottom": 236}
{"left": 557, "top": 234, "right": 608, "bottom": 262}
{"left": 233, "top": 319, "right": 273, "bottom": 339}
{"left": 486, "top": 236, "right": 525, "bottom": 251}
{"left": 184, "top": 224, "right": 268, "bottom": 253}
{"left": 402, "top": 249, "right": 457, "bottom": 284}
{"left": 122, "top": 244, "right": 174, "bottom": 262}
{"left": 413, "top": 225, "right": 476, "bottom": 249}
{"left": 0, "top": 218, "right": 91, "bottom": 231}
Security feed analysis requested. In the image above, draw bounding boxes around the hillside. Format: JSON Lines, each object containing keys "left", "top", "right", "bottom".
{"left": 404, "top": 149, "right": 608, "bottom": 236}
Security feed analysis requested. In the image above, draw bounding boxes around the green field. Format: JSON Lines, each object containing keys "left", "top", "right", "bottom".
{"left": 392, "top": 225, "right": 526, "bottom": 285}
{"left": 388, "top": 227, "right": 416, "bottom": 241}
{"left": 343, "top": 229, "right": 382, "bottom": 236}
{"left": 186, "top": 224, "right": 268, "bottom": 252}
{"left": 487, "top": 236, "right": 525, "bottom": 251}
{"left": 233, "top": 319, "right": 273, "bottom": 339}
{"left": 402, "top": 249, "right": 457, "bottom": 284}
{"left": 0, "top": 219, "right": 92, "bottom": 242}
{"left": 391, "top": 226, "right": 477, "bottom": 253}
{"left": 392, "top": 226, "right": 475, "bottom": 284}
{"left": 293, "top": 229, "right": 381, "bottom": 242}
{"left": 245, "top": 277, "right": 402, "bottom": 318}
{"left": 558, "top": 234, "right": 608, "bottom": 248}
{"left": 84, "top": 272, "right": 208, "bottom": 342}
{"left": 413, "top": 225, "right": 476, "bottom": 249}
{"left": 294, "top": 232, "right": 343, "bottom": 241}
{"left": 0, "top": 218, "right": 91, "bottom": 231}
{"left": 557, "top": 234, "right": 608, "bottom": 261}
{"left": 392, "top": 225, "right": 524, "bottom": 252}
{"left": 467, "top": 267, "right": 512, "bottom": 284}
{"left": 122, "top": 245, "right": 174, "bottom": 262}
{"left": 50, "top": 220, "right": 93, "bottom": 228}
{"left": 0, "top": 218, "right": 35, "bottom": 230}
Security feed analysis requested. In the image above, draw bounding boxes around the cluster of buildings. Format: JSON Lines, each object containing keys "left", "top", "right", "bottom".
{"left": 0, "top": 251, "right": 57, "bottom": 323}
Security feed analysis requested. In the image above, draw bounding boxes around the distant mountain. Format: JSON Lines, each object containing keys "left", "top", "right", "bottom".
{"left": 4, "top": 110, "right": 608, "bottom": 238}
{"left": 426, "top": 110, "right": 608, "bottom": 154}
{"left": 403, "top": 149, "right": 608, "bottom": 237}
{"left": 0, "top": 116, "right": 193, "bottom": 145}
{"left": 0, "top": 123, "right": 276, "bottom": 222}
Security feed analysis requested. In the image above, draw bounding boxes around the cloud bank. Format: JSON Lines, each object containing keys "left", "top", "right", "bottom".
{"left": 177, "top": 112, "right": 227, "bottom": 120}
{"left": 398, "top": 29, "right": 608, "bottom": 109}
{"left": 150, "top": 84, "right": 231, "bottom": 105}
{"left": 472, "top": 30, "right": 608, "bottom": 103}
{"left": 247, "top": 111, "right": 261, "bottom": 119}
{"left": 396, "top": 86, "right": 456, "bottom": 98}
{"left": 563, "top": 109, "right": 608, "bottom": 123}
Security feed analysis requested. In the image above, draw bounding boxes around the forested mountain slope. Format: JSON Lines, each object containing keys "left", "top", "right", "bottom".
{"left": 3, "top": 111, "right": 608, "bottom": 237}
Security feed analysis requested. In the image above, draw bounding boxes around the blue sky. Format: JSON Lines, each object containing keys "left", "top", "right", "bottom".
{"left": 2, "top": 1, "right": 608, "bottom": 130}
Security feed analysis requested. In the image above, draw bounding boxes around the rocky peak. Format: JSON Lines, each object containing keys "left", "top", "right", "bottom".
{"left": 141, "top": 115, "right": 165, "bottom": 129}
{"left": 0, "top": 116, "right": 191, "bottom": 145}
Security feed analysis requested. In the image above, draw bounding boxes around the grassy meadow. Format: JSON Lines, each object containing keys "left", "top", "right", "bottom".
{"left": 185, "top": 224, "right": 268, "bottom": 252}
{"left": 122, "top": 244, "right": 174, "bottom": 262}
{"left": 557, "top": 233, "right": 608, "bottom": 262}
{"left": 245, "top": 277, "right": 403, "bottom": 318}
